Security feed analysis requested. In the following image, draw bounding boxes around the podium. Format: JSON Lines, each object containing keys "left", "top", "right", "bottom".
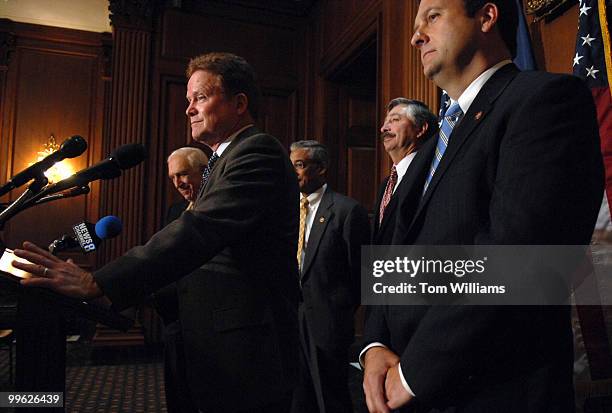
{"left": 0, "top": 243, "right": 133, "bottom": 412}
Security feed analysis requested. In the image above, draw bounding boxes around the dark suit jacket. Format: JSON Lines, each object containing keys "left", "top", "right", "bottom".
{"left": 166, "top": 199, "right": 188, "bottom": 224}
{"left": 300, "top": 187, "right": 370, "bottom": 352}
{"left": 373, "top": 157, "right": 425, "bottom": 246}
{"left": 152, "top": 199, "right": 189, "bottom": 324}
{"left": 95, "top": 126, "right": 300, "bottom": 412}
{"left": 364, "top": 65, "right": 604, "bottom": 412}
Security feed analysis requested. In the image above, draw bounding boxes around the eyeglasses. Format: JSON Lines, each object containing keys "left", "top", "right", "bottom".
{"left": 293, "top": 160, "right": 319, "bottom": 170}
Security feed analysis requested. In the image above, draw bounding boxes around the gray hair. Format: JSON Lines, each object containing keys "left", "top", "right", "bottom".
{"left": 290, "top": 140, "right": 328, "bottom": 169}
{"left": 167, "top": 147, "right": 208, "bottom": 169}
{"left": 387, "top": 97, "right": 438, "bottom": 142}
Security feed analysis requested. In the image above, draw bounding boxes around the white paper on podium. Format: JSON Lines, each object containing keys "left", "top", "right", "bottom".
{"left": 0, "top": 248, "right": 33, "bottom": 279}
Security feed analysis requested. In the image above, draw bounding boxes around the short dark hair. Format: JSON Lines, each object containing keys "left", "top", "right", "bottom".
{"left": 387, "top": 98, "right": 438, "bottom": 143}
{"left": 463, "top": 0, "right": 518, "bottom": 58}
{"left": 290, "top": 140, "right": 329, "bottom": 169}
{"left": 186, "top": 52, "right": 260, "bottom": 119}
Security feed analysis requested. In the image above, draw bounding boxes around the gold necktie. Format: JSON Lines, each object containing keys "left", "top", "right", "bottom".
{"left": 297, "top": 196, "right": 309, "bottom": 268}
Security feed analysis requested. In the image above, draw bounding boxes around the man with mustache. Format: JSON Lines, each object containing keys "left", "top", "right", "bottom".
{"left": 374, "top": 98, "right": 437, "bottom": 245}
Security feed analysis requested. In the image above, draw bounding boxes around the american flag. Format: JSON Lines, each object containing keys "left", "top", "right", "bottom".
{"left": 573, "top": 0, "right": 612, "bottom": 219}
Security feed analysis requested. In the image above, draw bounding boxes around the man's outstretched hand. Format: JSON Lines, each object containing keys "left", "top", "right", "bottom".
{"left": 12, "top": 241, "right": 103, "bottom": 300}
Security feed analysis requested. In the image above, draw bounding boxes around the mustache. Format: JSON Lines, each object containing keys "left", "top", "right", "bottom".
{"left": 381, "top": 132, "right": 395, "bottom": 139}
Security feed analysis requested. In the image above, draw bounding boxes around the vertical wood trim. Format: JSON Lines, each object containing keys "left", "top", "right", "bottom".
{"left": 98, "top": 27, "right": 151, "bottom": 265}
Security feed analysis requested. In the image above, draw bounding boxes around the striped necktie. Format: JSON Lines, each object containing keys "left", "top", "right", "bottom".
{"left": 198, "top": 152, "right": 219, "bottom": 197}
{"left": 297, "top": 196, "right": 309, "bottom": 269}
{"left": 423, "top": 102, "right": 463, "bottom": 193}
{"left": 379, "top": 165, "right": 398, "bottom": 225}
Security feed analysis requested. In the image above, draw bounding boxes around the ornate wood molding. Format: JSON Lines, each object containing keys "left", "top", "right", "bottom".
{"left": 0, "top": 31, "right": 15, "bottom": 70}
{"left": 109, "top": 0, "right": 157, "bottom": 31}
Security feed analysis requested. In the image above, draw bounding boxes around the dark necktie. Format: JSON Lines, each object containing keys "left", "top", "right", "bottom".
{"left": 198, "top": 152, "right": 219, "bottom": 197}
{"left": 379, "top": 165, "right": 398, "bottom": 225}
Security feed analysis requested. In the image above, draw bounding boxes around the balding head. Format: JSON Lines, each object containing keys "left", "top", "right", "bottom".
{"left": 167, "top": 147, "right": 208, "bottom": 202}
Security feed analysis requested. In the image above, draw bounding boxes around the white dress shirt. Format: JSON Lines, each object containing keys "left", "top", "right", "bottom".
{"left": 393, "top": 151, "right": 418, "bottom": 193}
{"left": 298, "top": 183, "right": 327, "bottom": 272}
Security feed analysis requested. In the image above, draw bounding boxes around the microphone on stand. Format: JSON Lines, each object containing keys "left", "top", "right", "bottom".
{"left": 0, "top": 136, "right": 87, "bottom": 197}
{"left": 48, "top": 215, "right": 123, "bottom": 255}
{"left": 40, "top": 143, "right": 146, "bottom": 196}
{"left": 33, "top": 186, "right": 91, "bottom": 207}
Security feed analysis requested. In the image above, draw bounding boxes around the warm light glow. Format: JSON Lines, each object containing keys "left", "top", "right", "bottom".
{"left": 30, "top": 135, "right": 75, "bottom": 183}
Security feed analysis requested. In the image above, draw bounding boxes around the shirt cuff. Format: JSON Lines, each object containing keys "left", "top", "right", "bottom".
{"left": 358, "top": 342, "right": 387, "bottom": 368}
{"left": 397, "top": 362, "right": 416, "bottom": 397}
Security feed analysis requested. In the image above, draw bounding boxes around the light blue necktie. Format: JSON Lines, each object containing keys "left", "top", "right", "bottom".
{"left": 423, "top": 102, "right": 463, "bottom": 193}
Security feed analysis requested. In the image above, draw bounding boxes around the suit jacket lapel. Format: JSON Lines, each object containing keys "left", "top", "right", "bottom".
{"left": 301, "top": 189, "right": 334, "bottom": 280}
{"left": 198, "top": 126, "right": 260, "bottom": 201}
{"left": 389, "top": 145, "right": 435, "bottom": 244}
{"left": 411, "top": 64, "right": 519, "bottom": 228}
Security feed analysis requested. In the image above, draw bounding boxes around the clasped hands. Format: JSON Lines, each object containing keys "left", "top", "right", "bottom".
{"left": 363, "top": 346, "right": 413, "bottom": 413}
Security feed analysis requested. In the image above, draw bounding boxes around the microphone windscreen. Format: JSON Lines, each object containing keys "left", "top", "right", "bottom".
{"left": 95, "top": 215, "right": 123, "bottom": 239}
{"left": 111, "top": 144, "right": 146, "bottom": 170}
{"left": 59, "top": 135, "right": 88, "bottom": 159}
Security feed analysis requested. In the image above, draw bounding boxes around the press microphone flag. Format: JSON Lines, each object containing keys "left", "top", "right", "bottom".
{"left": 48, "top": 215, "right": 123, "bottom": 254}
{"left": 0, "top": 135, "right": 87, "bottom": 197}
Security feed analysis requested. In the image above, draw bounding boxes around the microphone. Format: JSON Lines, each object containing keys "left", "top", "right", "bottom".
{"left": 33, "top": 186, "right": 90, "bottom": 206}
{"left": 48, "top": 215, "right": 123, "bottom": 254}
{"left": 41, "top": 143, "right": 146, "bottom": 195}
{"left": 0, "top": 136, "right": 87, "bottom": 197}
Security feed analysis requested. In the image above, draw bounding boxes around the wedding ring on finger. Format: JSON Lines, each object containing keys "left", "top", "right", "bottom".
{"left": 43, "top": 267, "right": 49, "bottom": 276}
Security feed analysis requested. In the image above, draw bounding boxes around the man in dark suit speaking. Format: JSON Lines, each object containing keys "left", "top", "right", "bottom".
{"left": 14, "top": 52, "right": 300, "bottom": 413}
{"left": 289, "top": 140, "right": 370, "bottom": 413}
{"left": 361, "top": 1, "right": 604, "bottom": 412}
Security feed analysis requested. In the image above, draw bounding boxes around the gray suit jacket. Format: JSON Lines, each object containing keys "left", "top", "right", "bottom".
{"left": 95, "top": 126, "right": 300, "bottom": 412}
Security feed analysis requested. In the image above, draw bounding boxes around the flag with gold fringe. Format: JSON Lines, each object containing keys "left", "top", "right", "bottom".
{"left": 573, "top": 0, "right": 612, "bottom": 218}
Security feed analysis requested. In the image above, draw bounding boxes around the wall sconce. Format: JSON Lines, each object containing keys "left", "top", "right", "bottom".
{"left": 32, "top": 134, "right": 75, "bottom": 183}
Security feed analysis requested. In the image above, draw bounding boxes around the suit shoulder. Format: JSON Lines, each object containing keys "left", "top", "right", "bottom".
{"left": 512, "top": 70, "right": 590, "bottom": 96}
{"left": 328, "top": 189, "right": 368, "bottom": 215}
{"left": 236, "top": 131, "right": 285, "bottom": 153}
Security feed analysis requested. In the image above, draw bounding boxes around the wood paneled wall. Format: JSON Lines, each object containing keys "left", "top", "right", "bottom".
{"left": 97, "top": 5, "right": 153, "bottom": 265}
{"left": 0, "top": 19, "right": 109, "bottom": 270}
{"left": 301, "top": 0, "right": 437, "bottom": 209}
{"left": 527, "top": 3, "right": 579, "bottom": 74}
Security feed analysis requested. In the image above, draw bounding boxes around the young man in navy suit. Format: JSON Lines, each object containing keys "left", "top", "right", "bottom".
{"left": 361, "top": 1, "right": 604, "bottom": 412}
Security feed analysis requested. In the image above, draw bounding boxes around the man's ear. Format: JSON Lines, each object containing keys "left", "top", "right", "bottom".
{"left": 235, "top": 93, "right": 249, "bottom": 115}
{"left": 480, "top": 3, "right": 499, "bottom": 34}
{"left": 416, "top": 122, "right": 429, "bottom": 140}
{"left": 317, "top": 165, "right": 327, "bottom": 177}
